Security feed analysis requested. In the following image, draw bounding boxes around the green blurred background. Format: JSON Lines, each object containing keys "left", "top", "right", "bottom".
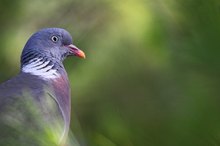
{"left": 0, "top": 0, "right": 220, "bottom": 145}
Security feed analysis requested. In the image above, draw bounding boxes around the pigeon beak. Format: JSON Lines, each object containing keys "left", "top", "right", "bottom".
{"left": 67, "top": 44, "right": 86, "bottom": 59}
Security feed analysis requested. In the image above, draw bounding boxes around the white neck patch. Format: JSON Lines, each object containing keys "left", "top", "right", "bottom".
{"left": 22, "top": 58, "right": 60, "bottom": 80}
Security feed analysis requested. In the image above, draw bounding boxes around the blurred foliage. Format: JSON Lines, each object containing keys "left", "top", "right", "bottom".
{"left": 0, "top": 0, "right": 220, "bottom": 145}
{"left": 0, "top": 92, "right": 65, "bottom": 146}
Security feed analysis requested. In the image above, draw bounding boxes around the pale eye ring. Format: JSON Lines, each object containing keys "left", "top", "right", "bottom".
{"left": 51, "top": 36, "right": 59, "bottom": 42}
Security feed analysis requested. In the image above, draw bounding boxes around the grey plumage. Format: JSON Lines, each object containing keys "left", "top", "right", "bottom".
{"left": 0, "top": 28, "right": 85, "bottom": 146}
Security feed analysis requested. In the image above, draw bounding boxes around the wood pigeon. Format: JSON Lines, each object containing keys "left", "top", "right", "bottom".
{"left": 0, "top": 28, "right": 85, "bottom": 146}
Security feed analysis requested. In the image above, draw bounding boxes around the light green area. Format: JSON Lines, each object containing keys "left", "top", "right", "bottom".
{"left": 0, "top": 0, "right": 220, "bottom": 145}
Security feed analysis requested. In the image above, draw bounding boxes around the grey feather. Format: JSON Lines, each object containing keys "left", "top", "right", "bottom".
{"left": 0, "top": 28, "right": 80, "bottom": 146}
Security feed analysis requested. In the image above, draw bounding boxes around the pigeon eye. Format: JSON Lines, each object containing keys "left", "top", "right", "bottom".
{"left": 51, "top": 36, "right": 59, "bottom": 42}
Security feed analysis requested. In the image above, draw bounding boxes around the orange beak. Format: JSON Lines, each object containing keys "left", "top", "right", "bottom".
{"left": 67, "top": 44, "right": 86, "bottom": 59}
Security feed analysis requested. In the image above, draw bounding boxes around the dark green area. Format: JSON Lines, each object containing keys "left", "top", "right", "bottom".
{"left": 0, "top": 0, "right": 220, "bottom": 145}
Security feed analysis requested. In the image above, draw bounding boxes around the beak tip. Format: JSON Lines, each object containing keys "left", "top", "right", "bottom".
{"left": 78, "top": 50, "right": 86, "bottom": 59}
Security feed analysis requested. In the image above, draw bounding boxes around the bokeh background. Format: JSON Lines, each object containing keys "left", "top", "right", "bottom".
{"left": 0, "top": 0, "right": 220, "bottom": 145}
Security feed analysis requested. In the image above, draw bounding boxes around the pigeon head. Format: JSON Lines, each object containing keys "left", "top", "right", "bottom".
{"left": 20, "top": 28, "right": 85, "bottom": 79}
{"left": 21, "top": 28, "right": 85, "bottom": 65}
